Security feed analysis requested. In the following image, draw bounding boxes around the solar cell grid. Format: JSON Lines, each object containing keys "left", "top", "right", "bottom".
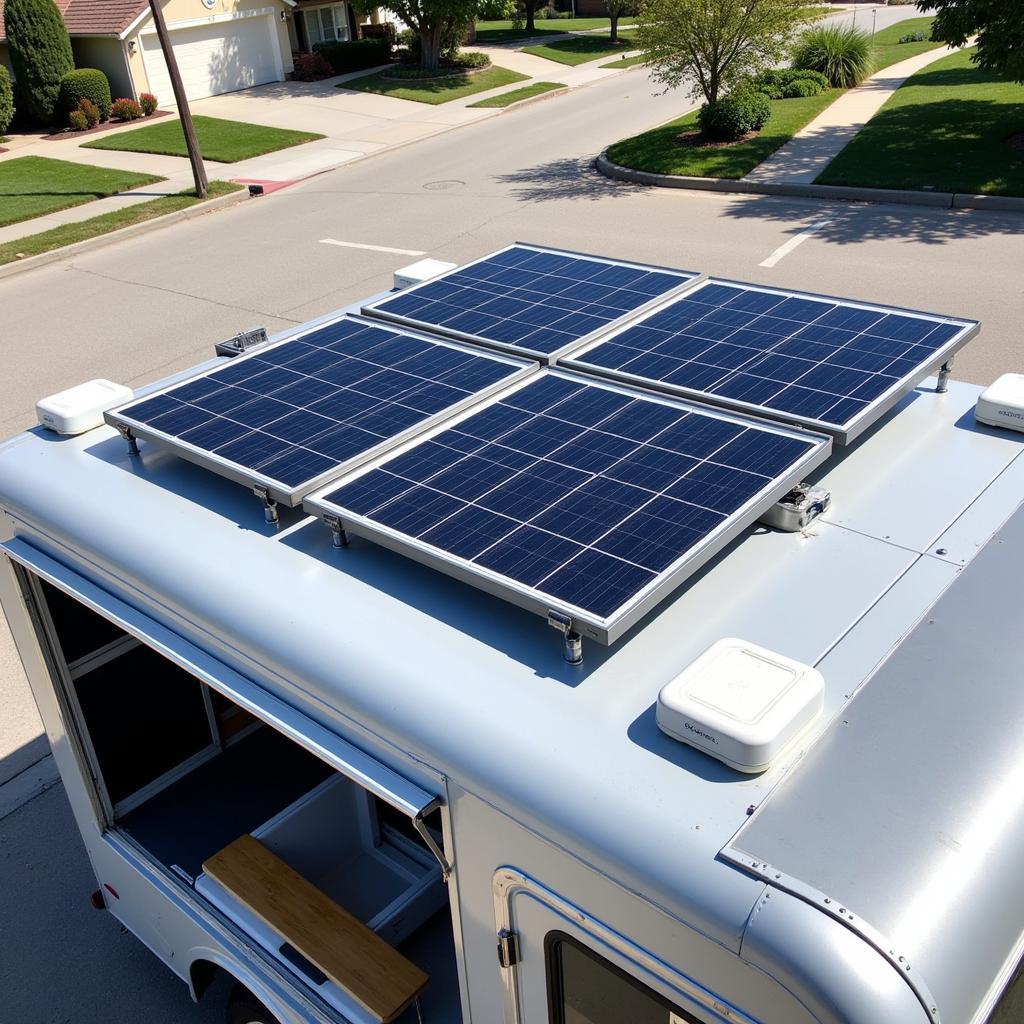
{"left": 362, "top": 244, "right": 697, "bottom": 360}
{"left": 563, "top": 280, "right": 976, "bottom": 443}
{"left": 106, "top": 316, "right": 534, "bottom": 503}
{"left": 306, "top": 372, "right": 829, "bottom": 637}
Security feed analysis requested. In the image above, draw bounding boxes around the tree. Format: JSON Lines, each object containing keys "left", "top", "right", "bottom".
{"left": 920, "top": 0, "right": 1024, "bottom": 83}
{"left": 0, "top": 67, "right": 14, "bottom": 137}
{"left": 607, "top": 0, "right": 631, "bottom": 44}
{"left": 636, "top": 0, "right": 815, "bottom": 105}
{"left": 519, "top": 0, "right": 547, "bottom": 36}
{"left": 362, "top": 0, "right": 480, "bottom": 69}
{"left": 4, "top": 0, "right": 74, "bottom": 125}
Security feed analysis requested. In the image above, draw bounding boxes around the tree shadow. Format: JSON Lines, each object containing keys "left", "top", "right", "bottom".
{"left": 495, "top": 155, "right": 641, "bottom": 202}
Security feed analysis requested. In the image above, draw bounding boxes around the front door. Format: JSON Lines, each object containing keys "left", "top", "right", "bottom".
{"left": 495, "top": 869, "right": 746, "bottom": 1024}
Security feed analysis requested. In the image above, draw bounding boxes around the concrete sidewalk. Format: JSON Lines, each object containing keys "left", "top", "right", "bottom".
{"left": 746, "top": 43, "right": 960, "bottom": 184}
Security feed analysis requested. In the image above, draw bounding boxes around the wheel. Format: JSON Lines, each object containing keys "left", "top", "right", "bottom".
{"left": 226, "top": 982, "right": 278, "bottom": 1024}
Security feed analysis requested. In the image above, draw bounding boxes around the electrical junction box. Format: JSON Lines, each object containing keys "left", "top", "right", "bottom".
{"left": 657, "top": 638, "right": 824, "bottom": 773}
{"left": 975, "top": 373, "right": 1024, "bottom": 433}
{"left": 37, "top": 380, "right": 134, "bottom": 435}
{"left": 393, "top": 259, "right": 457, "bottom": 291}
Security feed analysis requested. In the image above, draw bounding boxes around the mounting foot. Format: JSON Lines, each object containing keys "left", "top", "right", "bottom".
{"left": 116, "top": 423, "right": 140, "bottom": 457}
{"left": 937, "top": 359, "right": 953, "bottom": 394}
{"left": 253, "top": 485, "right": 279, "bottom": 526}
{"left": 548, "top": 611, "right": 583, "bottom": 665}
{"left": 322, "top": 514, "right": 349, "bottom": 548}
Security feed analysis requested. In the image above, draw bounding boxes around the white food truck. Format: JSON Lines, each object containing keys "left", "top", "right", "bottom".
{"left": 2, "top": 244, "right": 1024, "bottom": 1024}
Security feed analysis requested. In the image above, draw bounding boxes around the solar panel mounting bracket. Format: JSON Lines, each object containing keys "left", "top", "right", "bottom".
{"left": 936, "top": 358, "right": 954, "bottom": 394}
{"left": 253, "top": 484, "right": 280, "bottom": 526}
{"left": 215, "top": 326, "right": 270, "bottom": 358}
{"left": 115, "top": 422, "right": 141, "bottom": 457}
{"left": 757, "top": 483, "right": 831, "bottom": 533}
{"left": 321, "top": 513, "right": 349, "bottom": 549}
{"left": 548, "top": 610, "right": 583, "bottom": 665}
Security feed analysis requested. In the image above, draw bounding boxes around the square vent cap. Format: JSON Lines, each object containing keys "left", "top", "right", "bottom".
{"left": 657, "top": 638, "right": 823, "bottom": 773}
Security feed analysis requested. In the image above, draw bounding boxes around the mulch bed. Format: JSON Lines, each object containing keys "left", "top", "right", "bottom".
{"left": 674, "top": 129, "right": 758, "bottom": 149}
{"left": 379, "top": 62, "right": 491, "bottom": 82}
{"left": 43, "top": 109, "right": 172, "bottom": 141}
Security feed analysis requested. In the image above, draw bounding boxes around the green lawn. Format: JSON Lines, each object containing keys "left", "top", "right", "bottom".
{"left": 468, "top": 81, "right": 566, "bottom": 107}
{"left": 342, "top": 66, "right": 528, "bottom": 104}
{"left": 0, "top": 156, "right": 163, "bottom": 229}
{"left": 524, "top": 32, "right": 636, "bottom": 66}
{"left": 474, "top": 17, "right": 628, "bottom": 44}
{"left": 870, "top": 16, "right": 943, "bottom": 71}
{"left": 83, "top": 116, "right": 323, "bottom": 163}
{"left": 817, "top": 47, "right": 1024, "bottom": 196}
{"left": 607, "top": 88, "right": 842, "bottom": 179}
{"left": 602, "top": 53, "right": 646, "bottom": 70}
{"left": 0, "top": 181, "right": 242, "bottom": 266}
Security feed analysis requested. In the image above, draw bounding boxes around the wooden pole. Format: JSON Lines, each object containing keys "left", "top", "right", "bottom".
{"left": 147, "top": 0, "right": 207, "bottom": 198}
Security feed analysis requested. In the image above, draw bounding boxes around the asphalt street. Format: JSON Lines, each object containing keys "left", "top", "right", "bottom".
{"left": 2, "top": 13, "right": 1023, "bottom": 1020}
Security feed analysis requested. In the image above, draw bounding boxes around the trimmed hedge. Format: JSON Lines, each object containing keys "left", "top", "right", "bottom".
{"left": 698, "top": 90, "right": 771, "bottom": 141}
{"left": 751, "top": 68, "right": 828, "bottom": 99}
{"left": 0, "top": 66, "right": 14, "bottom": 136}
{"left": 314, "top": 38, "right": 391, "bottom": 74}
{"left": 4, "top": 0, "right": 75, "bottom": 124}
{"left": 59, "top": 68, "right": 113, "bottom": 121}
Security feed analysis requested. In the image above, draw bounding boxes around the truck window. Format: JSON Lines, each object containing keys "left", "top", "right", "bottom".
{"left": 545, "top": 931, "right": 701, "bottom": 1024}
{"left": 988, "top": 960, "right": 1024, "bottom": 1023}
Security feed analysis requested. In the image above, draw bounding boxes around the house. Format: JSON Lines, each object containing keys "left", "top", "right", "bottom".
{"left": 0, "top": 0, "right": 379, "bottom": 105}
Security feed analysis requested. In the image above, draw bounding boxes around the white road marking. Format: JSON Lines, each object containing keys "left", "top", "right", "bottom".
{"left": 319, "top": 239, "right": 426, "bottom": 256}
{"left": 759, "top": 220, "right": 831, "bottom": 268}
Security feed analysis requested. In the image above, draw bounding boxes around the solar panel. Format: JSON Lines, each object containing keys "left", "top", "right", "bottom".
{"left": 304, "top": 370, "right": 831, "bottom": 644}
{"left": 361, "top": 243, "right": 698, "bottom": 363}
{"left": 105, "top": 315, "right": 537, "bottom": 505}
{"left": 561, "top": 279, "right": 978, "bottom": 444}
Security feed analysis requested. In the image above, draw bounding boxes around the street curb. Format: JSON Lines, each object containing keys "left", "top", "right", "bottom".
{"left": 484, "top": 85, "right": 569, "bottom": 112}
{"left": 0, "top": 187, "right": 250, "bottom": 283}
{"left": 594, "top": 151, "right": 1024, "bottom": 212}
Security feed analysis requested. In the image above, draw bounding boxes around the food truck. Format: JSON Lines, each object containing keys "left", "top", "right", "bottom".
{"left": 2, "top": 244, "right": 1023, "bottom": 1024}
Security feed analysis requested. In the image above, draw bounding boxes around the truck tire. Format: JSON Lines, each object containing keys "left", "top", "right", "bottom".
{"left": 226, "top": 983, "right": 278, "bottom": 1024}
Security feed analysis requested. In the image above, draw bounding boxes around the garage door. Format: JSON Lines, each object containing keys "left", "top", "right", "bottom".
{"left": 141, "top": 15, "right": 282, "bottom": 102}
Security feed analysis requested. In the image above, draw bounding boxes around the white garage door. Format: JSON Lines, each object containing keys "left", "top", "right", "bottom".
{"left": 141, "top": 15, "right": 282, "bottom": 102}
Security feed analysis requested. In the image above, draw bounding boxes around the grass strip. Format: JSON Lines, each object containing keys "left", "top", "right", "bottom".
{"left": 601, "top": 53, "right": 645, "bottom": 69}
{"left": 524, "top": 32, "right": 636, "bottom": 66}
{"left": 84, "top": 116, "right": 323, "bottom": 163}
{"left": 607, "top": 88, "right": 841, "bottom": 179}
{"left": 468, "top": 81, "right": 566, "bottom": 107}
{"left": 474, "top": 17, "right": 626, "bottom": 44}
{"left": 342, "top": 66, "right": 528, "bottom": 104}
{"left": 870, "top": 16, "right": 943, "bottom": 72}
{"left": 0, "top": 181, "right": 242, "bottom": 267}
{"left": 0, "top": 155, "right": 163, "bottom": 229}
{"left": 817, "top": 47, "right": 1024, "bottom": 196}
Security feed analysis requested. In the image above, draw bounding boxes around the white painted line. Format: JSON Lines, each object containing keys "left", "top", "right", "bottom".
{"left": 759, "top": 220, "right": 831, "bottom": 268}
{"left": 320, "top": 239, "right": 426, "bottom": 256}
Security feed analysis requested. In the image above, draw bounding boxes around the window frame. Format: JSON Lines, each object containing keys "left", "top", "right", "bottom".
{"left": 303, "top": 3, "right": 350, "bottom": 46}
{"left": 544, "top": 929, "right": 701, "bottom": 1024}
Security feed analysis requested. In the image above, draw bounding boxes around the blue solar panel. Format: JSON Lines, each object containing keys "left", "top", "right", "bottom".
{"left": 106, "top": 315, "right": 535, "bottom": 504}
{"left": 563, "top": 280, "right": 976, "bottom": 443}
{"left": 361, "top": 244, "right": 696, "bottom": 361}
{"left": 305, "top": 372, "right": 830, "bottom": 639}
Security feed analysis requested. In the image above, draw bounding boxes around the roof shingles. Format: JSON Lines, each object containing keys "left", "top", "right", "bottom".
{"left": 0, "top": 0, "right": 148, "bottom": 41}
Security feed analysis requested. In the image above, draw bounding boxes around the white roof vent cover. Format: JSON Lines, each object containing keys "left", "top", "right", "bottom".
{"left": 657, "top": 638, "right": 823, "bottom": 773}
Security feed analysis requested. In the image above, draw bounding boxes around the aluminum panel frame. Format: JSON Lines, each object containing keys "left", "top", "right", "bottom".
{"left": 104, "top": 312, "right": 538, "bottom": 507}
{"left": 303, "top": 369, "right": 832, "bottom": 645}
{"left": 360, "top": 242, "right": 703, "bottom": 365}
{"left": 560, "top": 277, "right": 980, "bottom": 445}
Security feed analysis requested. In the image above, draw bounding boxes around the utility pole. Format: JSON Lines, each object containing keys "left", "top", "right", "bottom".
{"left": 147, "top": 0, "right": 207, "bottom": 198}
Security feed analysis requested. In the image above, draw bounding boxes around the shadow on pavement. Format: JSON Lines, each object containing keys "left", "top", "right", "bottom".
{"left": 495, "top": 155, "right": 640, "bottom": 202}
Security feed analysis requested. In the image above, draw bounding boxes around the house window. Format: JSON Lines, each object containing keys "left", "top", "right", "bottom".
{"left": 304, "top": 4, "right": 350, "bottom": 47}
{"left": 545, "top": 932, "right": 702, "bottom": 1024}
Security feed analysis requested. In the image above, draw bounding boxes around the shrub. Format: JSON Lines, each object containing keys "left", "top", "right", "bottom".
{"left": 110, "top": 97, "right": 143, "bottom": 121}
{"left": 139, "top": 92, "right": 158, "bottom": 115}
{"left": 58, "top": 68, "right": 112, "bottom": 122}
{"left": 77, "top": 97, "right": 100, "bottom": 127}
{"left": 0, "top": 67, "right": 14, "bottom": 136}
{"left": 792, "top": 23, "right": 874, "bottom": 88}
{"left": 454, "top": 51, "right": 490, "bottom": 69}
{"left": 360, "top": 22, "right": 396, "bottom": 46}
{"left": 314, "top": 37, "right": 391, "bottom": 73}
{"left": 782, "top": 77, "right": 823, "bottom": 98}
{"left": 751, "top": 67, "right": 827, "bottom": 99}
{"left": 4, "top": 0, "right": 75, "bottom": 124}
{"left": 478, "top": 0, "right": 516, "bottom": 17}
{"left": 899, "top": 31, "right": 928, "bottom": 44}
{"left": 292, "top": 50, "right": 334, "bottom": 80}
{"left": 698, "top": 89, "right": 771, "bottom": 141}
{"left": 68, "top": 108, "right": 88, "bottom": 131}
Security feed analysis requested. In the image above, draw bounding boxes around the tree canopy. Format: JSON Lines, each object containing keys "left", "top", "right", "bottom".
{"left": 921, "top": 0, "right": 1024, "bottom": 83}
{"left": 636, "top": 0, "right": 815, "bottom": 105}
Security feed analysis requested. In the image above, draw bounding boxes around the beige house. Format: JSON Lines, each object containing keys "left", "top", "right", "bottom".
{"left": 0, "top": 0, "right": 374, "bottom": 105}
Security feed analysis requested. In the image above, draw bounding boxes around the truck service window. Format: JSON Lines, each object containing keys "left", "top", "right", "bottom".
{"left": 545, "top": 932, "right": 700, "bottom": 1024}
